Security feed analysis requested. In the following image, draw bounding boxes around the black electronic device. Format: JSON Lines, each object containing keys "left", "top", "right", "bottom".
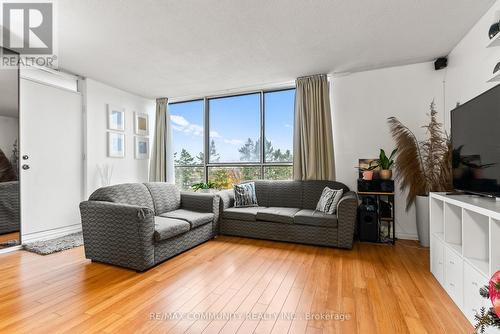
{"left": 434, "top": 57, "right": 447, "bottom": 70}
{"left": 451, "top": 83, "right": 500, "bottom": 197}
{"left": 357, "top": 179, "right": 394, "bottom": 193}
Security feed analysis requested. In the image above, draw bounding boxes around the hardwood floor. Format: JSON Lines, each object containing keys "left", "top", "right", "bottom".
{"left": 0, "top": 236, "right": 471, "bottom": 333}
{"left": 0, "top": 231, "right": 20, "bottom": 246}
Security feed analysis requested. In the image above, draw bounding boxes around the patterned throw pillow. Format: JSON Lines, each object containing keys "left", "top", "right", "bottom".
{"left": 234, "top": 182, "right": 258, "bottom": 208}
{"left": 315, "top": 187, "right": 344, "bottom": 214}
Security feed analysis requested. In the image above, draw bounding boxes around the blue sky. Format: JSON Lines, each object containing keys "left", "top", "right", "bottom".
{"left": 170, "top": 89, "right": 295, "bottom": 163}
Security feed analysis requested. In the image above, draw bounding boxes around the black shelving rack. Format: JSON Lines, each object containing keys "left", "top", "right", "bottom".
{"left": 357, "top": 191, "right": 396, "bottom": 245}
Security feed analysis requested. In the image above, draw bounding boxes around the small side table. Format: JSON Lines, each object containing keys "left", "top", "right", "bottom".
{"left": 357, "top": 191, "right": 396, "bottom": 244}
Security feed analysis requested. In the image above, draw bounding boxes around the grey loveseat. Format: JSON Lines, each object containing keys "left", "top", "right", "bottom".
{"left": 0, "top": 181, "right": 20, "bottom": 235}
{"left": 80, "top": 182, "right": 219, "bottom": 271}
{"left": 218, "top": 180, "right": 357, "bottom": 249}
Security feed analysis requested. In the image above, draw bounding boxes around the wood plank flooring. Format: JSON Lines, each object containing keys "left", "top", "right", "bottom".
{"left": 0, "top": 236, "right": 472, "bottom": 333}
{"left": 0, "top": 231, "right": 20, "bottom": 246}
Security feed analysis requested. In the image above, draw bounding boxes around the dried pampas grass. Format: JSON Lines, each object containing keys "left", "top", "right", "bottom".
{"left": 388, "top": 101, "right": 453, "bottom": 210}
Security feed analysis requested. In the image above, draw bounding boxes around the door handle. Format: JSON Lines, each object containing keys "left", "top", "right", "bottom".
{"left": 22, "top": 164, "right": 30, "bottom": 170}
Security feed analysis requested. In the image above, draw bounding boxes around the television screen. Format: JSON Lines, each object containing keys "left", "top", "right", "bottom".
{"left": 451, "top": 83, "right": 500, "bottom": 197}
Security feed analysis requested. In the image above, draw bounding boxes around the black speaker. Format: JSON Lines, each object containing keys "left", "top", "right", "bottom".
{"left": 357, "top": 179, "right": 394, "bottom": 193}
{"left": 359, "top": 210, "right": 378, "bottom": 242}
{"left": 434, "top": 57, "right": 447, "bottom": 70}
{"left": 358, "top": 197, "right": 379, "bottom": 242}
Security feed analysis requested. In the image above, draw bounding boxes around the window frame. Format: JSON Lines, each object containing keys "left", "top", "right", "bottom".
{"left": 170, "top": 87, "right": 295, "bottom": 184}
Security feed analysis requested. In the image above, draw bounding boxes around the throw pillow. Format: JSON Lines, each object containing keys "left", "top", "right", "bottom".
{"left": 316, "top": 187, "right": 343, "bottom": 214}
{"left": 234, "top": 182, "right": 258, "bottom": 208}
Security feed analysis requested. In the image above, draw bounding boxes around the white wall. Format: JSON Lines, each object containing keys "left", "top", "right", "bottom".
{"left": 0, "top": 116, "right": 18, "bottom": 157}
{"left": 84, "top": 79, "right": 155, "bottom": 197}
{"left": 331, "top": 62, "right": 445, "bottom": 239}
{"left": 444, "top": 0, "right": 500, "bottom": 128}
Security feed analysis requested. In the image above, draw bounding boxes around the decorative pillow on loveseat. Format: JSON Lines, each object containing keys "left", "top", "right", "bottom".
{"left": 234, "top": 182, "right": 258, "bottom": 208}
{"left": 316, "top": 187, "right": 343, "bottom": 214}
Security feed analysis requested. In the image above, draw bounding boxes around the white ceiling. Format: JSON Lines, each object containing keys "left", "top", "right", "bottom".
{"left": 57, "top": 0, "right": 496, "bottom": 99}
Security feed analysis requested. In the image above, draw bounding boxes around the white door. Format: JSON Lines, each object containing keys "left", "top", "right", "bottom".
{"left": 20, "top": 79, "right": 83, "bottom": 241}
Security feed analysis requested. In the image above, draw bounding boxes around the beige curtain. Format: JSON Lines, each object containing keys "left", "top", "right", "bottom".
{"left": 149, "top": 98, "right": 174, "bottom": 182}
{"left": 293, "top": 74, "right": 335, "bottom": 181}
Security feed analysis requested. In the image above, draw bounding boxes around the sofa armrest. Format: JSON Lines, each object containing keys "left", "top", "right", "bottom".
{"left": 218, "top": 189, "right": 234, "bottom": 210}
{"left": 79, "top": 201, "right": 155, "bottom": 271}
{"left": 181, "top": 192, "right": 220, "bottom": 214}
{"left": 336, "top": 191, "right": 358, "bottom": 249}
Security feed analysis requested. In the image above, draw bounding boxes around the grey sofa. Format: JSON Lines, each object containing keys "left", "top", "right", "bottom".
{"left": 0, "top": 181, "right": 20, "bottom": 235}
{"left": 79, "top": 182, "right": 220, "bottom": 271}
{"left": 218, "top": 180, "right": 358, "bottom": 249}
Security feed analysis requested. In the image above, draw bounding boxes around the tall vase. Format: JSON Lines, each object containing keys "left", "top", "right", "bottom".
{"left": 416, "top": 195, "right": 430, "bottom": 247}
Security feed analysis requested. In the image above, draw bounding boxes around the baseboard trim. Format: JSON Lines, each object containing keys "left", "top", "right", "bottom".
{"left": 396, "top": 232, "right": 419, "bottom": 240}
{"left": 0, "top": 245, "right": 22, "bottom": 254}
{"left": 22, "top": 224, "right": 82, "bottom": 243}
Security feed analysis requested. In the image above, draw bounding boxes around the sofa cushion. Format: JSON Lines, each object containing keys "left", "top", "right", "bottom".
{"left": 294, "top": 209, "right": 338, "bottom": 228}
{"left": 89, "top": 183, "right": 154, "bottom": 209}
{"left": 256, "top": 207, "right": 301, "bottom": 224}
{"left": 222, "top": 206, "right": 266, "bottom": 222}
{"left": 154, "top": 216, "right": 190, "bottom": 241}
{"left": 160, "top": 209, "right": 214, "bottom": 229}
{"left": 253, "top": 180, "right": 302, "bottom": 208}
{"left": 302, "top": 181, "right": 349, "bottom": 209}
{"left": 144, "top": 182, "right": 181, "bottom": 215}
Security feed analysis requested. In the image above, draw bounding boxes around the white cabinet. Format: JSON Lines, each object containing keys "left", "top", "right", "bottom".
{"left": 431, "top": 235, "right": 444, "bottom": 284}
{"left": 444, "top": 247, "right": 464, "bottom": 307}
{"left": 463, "top": 261, "right": 488, "bottom": 323}
{"left": 429, "top": 193, "right": 500, "bottom": 331}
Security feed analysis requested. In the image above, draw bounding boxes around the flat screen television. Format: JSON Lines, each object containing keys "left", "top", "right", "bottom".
{"left": 451, "top": 83, "right": 500, "bottom": 197}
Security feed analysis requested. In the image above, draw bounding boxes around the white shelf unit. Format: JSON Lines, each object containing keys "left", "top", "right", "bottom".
{"left": 487, "top": 71, "right": 500, "bottom": 83}
{"left": 487, "top": 30, "right": 500, "bottom": 48}
{"left": 430, "top": 193, "right": 500, "bottom": 333}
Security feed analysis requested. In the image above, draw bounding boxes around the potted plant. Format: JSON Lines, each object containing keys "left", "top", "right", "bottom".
{"left": 388, "top": 101, "right": 452, "bottom": 247}
{"left": 358, "top": 161, "right": 379, "bottom": 181}
{"left": 378, "top": 148, "right": 397, "bottom": 180}
{"left": 191, "top": 181, "right": 218, "bottom": 193}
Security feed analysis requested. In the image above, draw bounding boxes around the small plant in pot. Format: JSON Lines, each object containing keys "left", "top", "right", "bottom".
{"left": 378, "top": 148, "right": 397, "bottom": 180}
{"left": 358, "top": 161, "right": 379, "bottom": 181}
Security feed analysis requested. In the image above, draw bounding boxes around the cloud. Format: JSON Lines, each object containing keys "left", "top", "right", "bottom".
{"left": 170, "top": 114, "right": 203, "bottom": 136}
{"left": 170, "top": 115, "right": 189, "bottom": 127}
{"left": 210, "top": 130, "right": 221, "bottom": 138}
{"left": 170, "top": 114, "right": 239, "bottom": 146}
{"left": 284, "top": 123, "right": 292, "bottom": 128}
{"left": 224, "top": 139, "right": 244, "bottom": 145}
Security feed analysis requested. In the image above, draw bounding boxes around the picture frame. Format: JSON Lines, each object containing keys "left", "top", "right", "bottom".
{"left": 107, "top": 132, "right": 125, "bottom": 158}
{"left": 135, "top": 136, "right": 149, "bottom": 160}
{"left": 134, "top": 112, "right": 149, "bottom": 136}
{"left": 107, "top": 105, "right": 125, "bottom": 131}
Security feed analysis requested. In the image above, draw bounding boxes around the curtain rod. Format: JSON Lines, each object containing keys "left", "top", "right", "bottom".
{"left": 167, "top": 74, "right": 338, "bottom": 103}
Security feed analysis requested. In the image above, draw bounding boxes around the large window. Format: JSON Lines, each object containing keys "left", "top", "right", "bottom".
{"left": 170, "top": 88, "right": 295, "bottom": 190}
{"left": 170, "top": 100, "right": 205, "bottom": 190}
{"left": 209, "top": 93, "right": 261, "bottom": 163}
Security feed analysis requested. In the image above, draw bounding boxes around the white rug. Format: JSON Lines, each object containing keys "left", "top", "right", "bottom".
{"left": 23, "top": 232, "right": 83, "bottom": 255}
